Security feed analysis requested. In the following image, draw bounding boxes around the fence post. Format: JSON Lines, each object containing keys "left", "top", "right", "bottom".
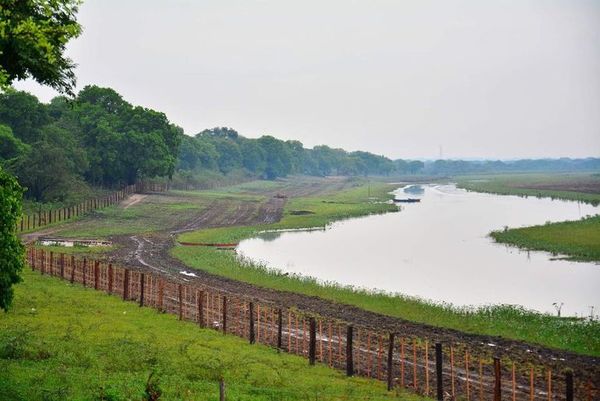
{"left": 178, "top": 284, "right": 183, "bottom": 320}
{"left": 49, "top": 251, "right": 54, "bottom": 275}
{"left": 157, "top": 279, "right": 164, "bottom": 312}
{"left": 198, "top": 290, "right": 205, "bottom": 327}
{"left": 139, "top": 273, "right": 145, "bottom": 307}
{"left": 82, "top": 258, "right": 87, "bottom": 287}
{"left": 94, "top": 261, "right": 99, "bottom": 290}
{"left": 70, "top": 255, "right": 75, "bottom": 283}
{"left": 346, "top": 325, "right": 354, "bottom": 377}
{"left": 40, "top": 249, "right": 45, "bottom": 275}
{"left": 309, "top": 317, "right": 317, "bottom": 365}
{"left": 565, "top": 370, "right": 573, "bottom": 401}
{"left": 436, "top": 343, "right": 443, "bottom": 401}
{"left": 249, "top": 302, "right": 255, "bottom": 344}
{"left": 108, "top": 264, "right": 113, "bottom": 294}
{"left": 387, "top": 333, "right": 395, "bottom": 391}
{"left": 222, "top": 296, "right": 227, "bottom": 334}
{"left": 60, "top": 253, "right": 65, "bottom": 278}
{"left": 494, "top": 357, "right": 502, "bottom": 401}
{"left": 123, "top": 269, "right": 130, "bottom": 300}
{"left": 277, "top": 309, "right": 283, "bottom": 350}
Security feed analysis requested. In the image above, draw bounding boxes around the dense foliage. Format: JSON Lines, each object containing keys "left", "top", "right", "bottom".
{"left": 0, "top": 0, "right": 82, "bottom": 95}
{"left": 177, "top": 127, "right": 397, "bottom": 182}
{"left": 0, "top": 166, "right": 24, "bottom": 311}
{"left": 424, "top": 158, "right": 600, "bottom": 175}
{"left": 0, "top": 87, "right": 182, "bottom": 201}
{"left": 0, "top": 89, "right": 403, "bottom": 200}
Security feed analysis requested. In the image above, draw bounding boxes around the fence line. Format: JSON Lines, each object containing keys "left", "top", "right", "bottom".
{"left": 17, "top": 181, "right": 168, "bottom": 233}
{"left": 26, "top": 248, "right": 597, "bottom": 401}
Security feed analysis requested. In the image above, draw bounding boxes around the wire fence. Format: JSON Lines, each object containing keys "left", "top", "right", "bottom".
{"left": 26, "top": 248, "right": 598, "bottom": 401}
{"left": 16, "top": 181, "right": 168, "bottom": 233}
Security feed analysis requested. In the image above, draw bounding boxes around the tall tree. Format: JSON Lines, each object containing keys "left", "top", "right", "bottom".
{"left": 0, "top": 0, "right": 82, "bottom": 95}
{"left": 0, "top": 166, "right": 24, "bottom": 311}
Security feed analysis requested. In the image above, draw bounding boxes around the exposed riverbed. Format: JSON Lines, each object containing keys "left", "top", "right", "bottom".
{"left": 237, "top": 184, "right": 600, "bottom": 317}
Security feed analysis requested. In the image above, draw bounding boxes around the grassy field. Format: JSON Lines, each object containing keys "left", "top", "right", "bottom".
{"left": 491, "top": 215, "right": 600, "bottom": 262}
{"left": 173, "top": 182, "right": 600, "bottom": 357}
{"left": 0, "top": 269, "right": 425, "bottom": 401}
{"left": 456, "top": 172, "right": 600, "bottom": 205}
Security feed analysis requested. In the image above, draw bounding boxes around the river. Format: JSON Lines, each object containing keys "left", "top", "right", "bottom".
{"left": 237, "top": 184, "right": 600, "bottom": 317}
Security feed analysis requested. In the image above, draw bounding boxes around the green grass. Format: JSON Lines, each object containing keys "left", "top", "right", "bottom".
{"left": 0, "top": 269, "right": 426, "bottom": 401}
{"left": 33, "top": 244, "right": 114, "bottom": 256}
{"left": 173, "top": 183, "right": 600, "bottom": 357}
{"left": 455, "top": 172, "right": 600, "bottom": 205}
{"left": 491, "top": 215, "right": 600, "bottom": 262}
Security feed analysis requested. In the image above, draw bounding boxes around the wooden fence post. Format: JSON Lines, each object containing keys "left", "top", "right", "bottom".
{"left": 82, "top": 258, "right": 87, "bottom": 287}
{"left": 123, "top": 269, "right": 130, "bottom": 300}
{"left": 94, "top": 261, "right": 100, "bottom": 290}
{"left": 249, "top": 302, "right": 255, "bottom": 344}
{"left": 139, "top": 273, "right": 145, "bottom": 307}
{"left": 108, "top": 264, "right": 113, "bottom": 294}
{"left": 494, "top": 357, "right": 502, "bottom": 401}
{"left": 178, "top": 284, "right": 183, "bottom": 320}
{"left": 346, "top": 325, "right": 354, "bottom": 377}
{"left": 436, "top": 343, "right": 443, "bottom": 401}
{"left": 198, "top": 290, "right": 205, "bottom": 327}
{"left": 309, "top": 317, "right": 316, "bottom": 365}
{"left": 222, "top": 296, "right": 227, "bottom": 334}
{"left": 157, "top": 279, "right": 164, "bottom": 312}
{"left": 277, "top": 309, "right": 283, "bottom": 350}
{"left": 70, "top": 255, "right": 75, "bottom": 283}
{"left": 49, "top": 251, "right": 54, "bottom": 275}
{"left": 387, "top": 333, "right": 395, "bottom": 391}
{"left": 565, "top": 370, "right": 573, "bottom": 401}
{"left": 40, "top": 249, "right": 45, "bottom": 275}
{"left": 60, "top": 253, "right": 65, "bottom": 278}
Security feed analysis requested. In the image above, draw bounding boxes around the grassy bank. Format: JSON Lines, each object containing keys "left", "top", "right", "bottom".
{"left": 0, "top": 269, "right": 423, "bottom": 401}
{"left": 455, "top": 173, "right": 600, "bottom": 205}
{"left": 173, "top": 183, "right": 600, "bottom": 356}
{"left": 491, "top": 216, "right": 600, "bottom": 262}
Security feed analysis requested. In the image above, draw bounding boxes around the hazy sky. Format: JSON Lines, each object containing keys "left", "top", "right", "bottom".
{"left": 15, "top": 0, "right": 600, "bottom": 159}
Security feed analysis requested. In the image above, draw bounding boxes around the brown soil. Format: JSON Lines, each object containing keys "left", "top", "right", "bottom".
{"left": 23, "top": 177, "right": 600, "bottom": 384}
{"left": 121, "top": 193, "right": 148, "bottom": 209}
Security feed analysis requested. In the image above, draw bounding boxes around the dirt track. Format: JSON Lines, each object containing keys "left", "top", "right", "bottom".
{"left": 23, "top": 177, "right": 600, "bottom": 384}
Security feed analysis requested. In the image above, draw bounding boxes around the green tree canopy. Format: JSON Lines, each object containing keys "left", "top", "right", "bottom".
{"left": 0, "top": 166, "right": 24, "bottom": 311}
{"left": 0, "top": 0, "right": 82, "bottom": 95}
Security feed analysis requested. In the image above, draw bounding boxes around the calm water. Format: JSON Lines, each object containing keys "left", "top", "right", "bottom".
{"left": 237, "top": 184, "right": 600, "bottom": 316}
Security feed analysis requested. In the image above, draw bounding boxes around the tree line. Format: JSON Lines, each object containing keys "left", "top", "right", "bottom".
{"left": 2, "top": 86, "right": 598, "bottom": 203}
{"left": 0, "top": 87, "right": 420, "bottom": 202}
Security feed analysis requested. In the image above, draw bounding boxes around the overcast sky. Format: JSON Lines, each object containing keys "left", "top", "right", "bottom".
{"left": 15, "top": 0, "right": 600, "bottom": 159}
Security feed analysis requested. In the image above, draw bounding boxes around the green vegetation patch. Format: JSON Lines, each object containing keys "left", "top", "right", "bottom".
{"left": 491, "top": 215, "right": 600, "bottom": 262}
{"left": 456, "top": 173, "right": 600, "bottom": 205}
{"left": 0, "top": 269, "right": 425, "bottom": 401}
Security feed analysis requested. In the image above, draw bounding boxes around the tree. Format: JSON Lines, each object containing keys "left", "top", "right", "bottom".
{"left": 0, "top": 124, "right": 28, "bottom": 163}
{"left": 239, "top": 139, "right": 266, "bottom": 173}
{"left": 0, "top": 0, "right": 82, "bottom": 95}
{"left": 257, "top": 135, "right": 292, "bottom": 179}
{"left": 0, "top": 166, "right": 25, "bottom": 311}
{"left": 0, "top": 90, "right": 49, "bottom": 142}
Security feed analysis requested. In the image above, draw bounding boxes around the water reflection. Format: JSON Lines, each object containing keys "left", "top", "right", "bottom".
{"left": 237, "top": 184, "right": 600, "bottom": 316}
